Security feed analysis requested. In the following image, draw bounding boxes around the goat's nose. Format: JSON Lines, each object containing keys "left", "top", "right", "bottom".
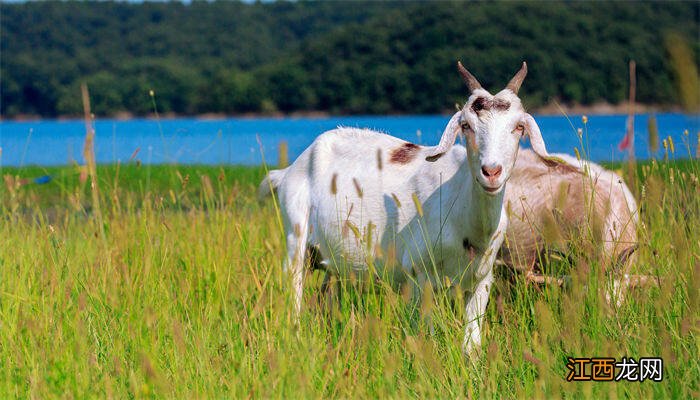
{"left": 481, "top": 164, "right": 503, "bottom": 179}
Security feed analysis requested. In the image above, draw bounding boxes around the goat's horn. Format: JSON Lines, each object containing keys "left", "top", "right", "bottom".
{"left": 457, "top": 61, "right": 482, "bottom": 92}
{"left": 506, "top": 62, "right": 528, "bottom": 94}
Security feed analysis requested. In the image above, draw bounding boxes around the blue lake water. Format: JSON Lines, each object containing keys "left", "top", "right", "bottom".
{"left": 0, "top": 113, "right": 697, "bottom": 167}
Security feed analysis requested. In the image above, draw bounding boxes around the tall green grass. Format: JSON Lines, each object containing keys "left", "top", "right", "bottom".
{"left": 0, "top": 154, "right": 697, "bottom": 398}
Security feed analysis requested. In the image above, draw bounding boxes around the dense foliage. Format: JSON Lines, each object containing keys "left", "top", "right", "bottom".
{"left": 2, "top": 1, "right": 698, "bottom": 117}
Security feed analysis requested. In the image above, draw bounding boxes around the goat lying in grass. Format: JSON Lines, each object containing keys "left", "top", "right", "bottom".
{"left": 501, "top": 149, "right": 640, "bottom": 304}
{"left": 260, "top": 61, "right": 565, "bottom": 356}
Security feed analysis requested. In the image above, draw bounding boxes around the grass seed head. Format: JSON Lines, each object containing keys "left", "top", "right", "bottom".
{"left": 330, "top": 173, "right": 338, "bottom": 195}
{"left": 352, "top": 178, "right": 363, "bottom": 198}
{"left": 391, "top": 193, "right": 402, "bottom": 208}
{"left": 412, "top": 193, "right": 423, "bottom": 217}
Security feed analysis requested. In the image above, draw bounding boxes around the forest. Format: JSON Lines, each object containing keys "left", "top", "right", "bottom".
{"left": 1, "top": 1, "right": 698, "bottom": 117}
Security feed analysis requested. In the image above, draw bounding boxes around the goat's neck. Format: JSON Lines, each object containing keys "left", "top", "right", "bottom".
{"left": 465, "top": 178, "right": 506, "bottom": 247}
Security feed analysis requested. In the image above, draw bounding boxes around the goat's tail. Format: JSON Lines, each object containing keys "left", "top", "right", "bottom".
{"left": 258, "top": 168, "right": 286, "bottom": 200}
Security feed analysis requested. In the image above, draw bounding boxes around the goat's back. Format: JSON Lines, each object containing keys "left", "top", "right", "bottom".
{"left": 502, "top": 149, "right": 638, "bottom": 273}
{"left": 271, "top": 127, "right": 467, "bottom": 269}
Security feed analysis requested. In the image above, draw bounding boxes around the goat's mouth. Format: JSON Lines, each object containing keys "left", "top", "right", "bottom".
{"left": 480, "top": 183, "right": 503, "bottom": 195}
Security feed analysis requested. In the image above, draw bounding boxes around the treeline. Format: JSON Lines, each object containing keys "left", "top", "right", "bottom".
{"left": 2, "top": 1, "right": 698, "bottom": 117}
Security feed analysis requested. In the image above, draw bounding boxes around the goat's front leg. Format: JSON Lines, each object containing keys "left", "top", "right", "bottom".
{"left": 462, "top": 221, "right": 505, "bottom": 357}
{"left": 462, "top": 269, "right": 494, "bottom": 357}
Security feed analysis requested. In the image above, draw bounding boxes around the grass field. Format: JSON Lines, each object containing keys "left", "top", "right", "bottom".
{"left": 0, "top": 152, "right": 697, "bottom": 398}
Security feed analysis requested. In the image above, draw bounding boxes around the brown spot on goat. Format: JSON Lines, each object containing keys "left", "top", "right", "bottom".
{"left": 492, "top": 98, "right": 511, "bottom": 111}
{"left": 471, "top": 96, "right": 511, "bottom": 113}
{"left": 471, "top": 97, "right": 487, "bottom": 112}
{"left": 389, "top": 142, "right": 420, "bottom": 164}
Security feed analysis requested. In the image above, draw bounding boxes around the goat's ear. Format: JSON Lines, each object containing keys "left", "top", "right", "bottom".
{"left": 426, "top": 112, "right": 462, "bottom": 162}
{"left": 522, "top": 113, "right": 570, "bottom": 168}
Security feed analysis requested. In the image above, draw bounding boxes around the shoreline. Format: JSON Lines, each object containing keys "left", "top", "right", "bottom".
{"left": 0, "top": 157, "right": 695, "bottom": 171}
{"left": 1, "top": 102, "right": 693, "bottom": 122}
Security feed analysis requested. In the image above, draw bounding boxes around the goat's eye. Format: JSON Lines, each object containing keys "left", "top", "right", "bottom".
{"left": 513, "top": 124, "right": 524, "bottom": 134}
{"left": 460, "top": 121, "right": 470, "bottom": 131}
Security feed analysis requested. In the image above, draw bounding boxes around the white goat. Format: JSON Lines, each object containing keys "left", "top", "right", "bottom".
{"left": 501, "top": 149, "right": 639, "bottom": 303}
{"left": 260, "top": 62, "right": 561, "bottom": 355}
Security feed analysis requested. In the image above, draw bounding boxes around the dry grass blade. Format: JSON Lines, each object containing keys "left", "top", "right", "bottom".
{"left": 81, "top": 83, "right": 105, "bottom": 243}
